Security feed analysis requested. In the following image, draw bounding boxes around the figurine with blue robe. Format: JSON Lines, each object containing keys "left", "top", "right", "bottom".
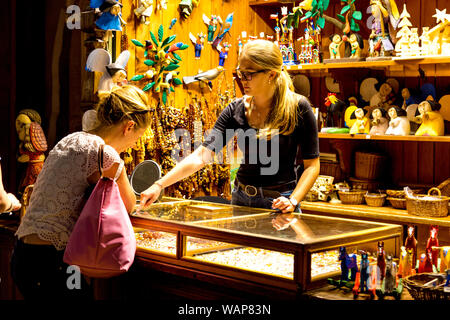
{"left": 90, "top": 0, "right": 126, "bottom": 31}
{"left": 218, "top": 42, "right": 231, "bottom": 66}
{"left": 189, "top": 32, "right": 205, "bottom": 59}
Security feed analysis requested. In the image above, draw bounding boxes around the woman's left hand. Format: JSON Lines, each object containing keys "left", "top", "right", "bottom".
{"left": 272, "top": 196, "right": 296, "bottom": 213}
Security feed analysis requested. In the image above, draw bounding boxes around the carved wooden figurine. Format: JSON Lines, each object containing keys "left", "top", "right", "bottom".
{"left": 349, "top": 108, "right": 370, "bottom": 134}
{"left": 369, "top": 107, "right": 389, "bottom": 135}
{"left": 329, "top": 34, "right": 343, "bottom": 59}
{"left": 349, "top": 33, "right": 364, "bottom": 58}
{"left": 414, "top": 100, "right": 445, "bottom": 136}
{"left": 426, "top": 225, "right": 439, "bottom": 269}
{"left": 385, "top": 106, "right": 410, "bottom": 136}
{"left": 404, "top": 225, "right": 418, "bottom": 269}
{"left": 15, "top": 109, "right": 47, "bottom": 193}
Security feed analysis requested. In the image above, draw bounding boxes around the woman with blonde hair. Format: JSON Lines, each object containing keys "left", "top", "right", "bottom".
{"left": 141, "top": 40, "right": 319, "bottom": 213}
{"left": 11, "top": 85, "right": 153, "bottom": 299}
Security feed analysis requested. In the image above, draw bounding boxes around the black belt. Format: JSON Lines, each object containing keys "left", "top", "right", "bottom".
{"left": 236, "top": 180, "right": 296, "bottom": 198}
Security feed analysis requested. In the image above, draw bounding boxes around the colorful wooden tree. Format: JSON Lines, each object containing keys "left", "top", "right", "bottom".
{"left": 130, "top": 25, "right": 188, "bottom": 105}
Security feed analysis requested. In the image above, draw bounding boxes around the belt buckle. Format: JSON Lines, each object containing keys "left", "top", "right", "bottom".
{"left": 244, "top": 184, "right": 258, "bottom": 197}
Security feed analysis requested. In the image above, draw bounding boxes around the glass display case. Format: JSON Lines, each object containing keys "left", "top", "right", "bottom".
{"left": 132, "top": 197, "right": 402, "bottom": 292}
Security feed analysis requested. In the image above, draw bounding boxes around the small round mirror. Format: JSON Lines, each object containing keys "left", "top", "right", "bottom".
{"left": 130, "top": 160, "right": 163, "bottom": 201}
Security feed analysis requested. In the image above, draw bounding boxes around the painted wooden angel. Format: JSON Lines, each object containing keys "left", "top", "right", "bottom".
{"left": 134, "top": 0, "right": 154, "bottom": 25}
{"left": 368, "top": 0, "right": 400, "bottom": 58}
{"left": 218, "top": 42, "right": 231, "bottom": 66}
{"left": 189, "top": 32, "right": 206, "bottom": 59}
{"left": 203, "top": 14, "right": 221, "bottom": 44}
{"left": 90, "top": 0, "right": 126, "bottom": 31}
{"left": 15, "top": 109, "right": 47, "bottom": 192}
{"left": 414, "top": 99, "right": 445, "bottom": 136}
{"left": 369, "top": 107, "right": 389, "bottom": 135}
{"left": 86, "top": 49, "right": 130, "bottom": 92}
{"left": 386, "top": 106, "right": 410, "bottom": 135}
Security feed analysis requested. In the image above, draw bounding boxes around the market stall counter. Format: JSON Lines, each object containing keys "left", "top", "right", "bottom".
{"left": 131, "top": 197, "right": 403, "bottom": 298}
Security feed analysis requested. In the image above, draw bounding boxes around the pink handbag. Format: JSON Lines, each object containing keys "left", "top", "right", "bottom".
{"left": 63, "top": 145, "right": 136, "bottom": 278}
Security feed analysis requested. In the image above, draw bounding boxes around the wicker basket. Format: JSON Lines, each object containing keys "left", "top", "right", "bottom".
{"left": 349, "top": 177, "right": 382, "bottom": 191}
{"left": 437, "top": 178, "right": 450, "bottom": 197}
{"left": 387, "top": 197, "right": 407, "bottom": 209}
{"left": 338, "top": 190, "right": 365, "bottom": 204}
{"left": 406, "top": 188, "right": 450, "bottom": 217}
{"left": 354, "top": 151, "right": 386, "bottom": 180}
{"left": 320, "top": 161, "right": 344, "bottom": 182}
{"left": 386, "top": 189, "right": 422, "bottom": 199}
{"left": 364, "top": 193, "right": 387, "bottom": 207}
{"left": 403, "top": 273, "right": 450, "bottom": 300}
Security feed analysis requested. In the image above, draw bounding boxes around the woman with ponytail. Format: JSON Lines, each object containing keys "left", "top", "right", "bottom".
{"left": 141, "top": 40, "right": 319, "bottom": 214}
{"left": 11, "top": 85, "right": 153, "bottom": 299}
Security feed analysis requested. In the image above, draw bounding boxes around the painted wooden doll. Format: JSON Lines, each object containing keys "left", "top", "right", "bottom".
{"left": 369, "top": 107, "right": 389, "bottom": 135}
{"left": 349, "top": 108, "right": 370, "bottom": 134}
{"left": 426, "top": 225, "right": 439, "bottom": 269}
{"left": 385, "top": 106, "right": 410, "bottom": 135}
{"left": 349, "top": 33, "right": 364, "bottom": 58}
{"left": 415, "top": 100, "right": 445, "bottom": 136}
{"left": 15, "top": 109, "right": 47, "bottom": 193}
{"left": 329, "top": 34, "right": 343, "bottom": 59}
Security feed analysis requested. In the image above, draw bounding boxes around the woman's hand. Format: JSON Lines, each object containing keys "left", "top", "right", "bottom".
{"left": 6, "top": 193, "right": 21, "bottom": 212}
{"left": 272, "top": 213, "right": 298, "bottom": 231}
{"left": 139, "top": 183, "right": 162, "bottom": 209}
{"left": 272, "top": 196, "right": 296, "bottom": 213}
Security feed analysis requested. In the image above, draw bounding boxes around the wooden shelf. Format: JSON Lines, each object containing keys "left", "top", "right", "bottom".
{"left": 249, "top": 0, "right": 288, "bottom": 6}
{"left": 318, "top": 133, "right": 450, "bottom": 143}
{"left": 301, "top": 201, "right": 450, "bottom": 227}
{"left": 285, "top": 56, "right": 450, "bottom": 73}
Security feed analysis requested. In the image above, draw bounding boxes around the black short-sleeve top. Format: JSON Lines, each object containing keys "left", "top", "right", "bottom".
{"left": 202, "top": 96, "right": 319, "bottom": 187}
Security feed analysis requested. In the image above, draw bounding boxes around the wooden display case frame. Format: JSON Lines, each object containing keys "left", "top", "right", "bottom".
{"left": 131, "top": 200, "right": 403, "bottom": 293}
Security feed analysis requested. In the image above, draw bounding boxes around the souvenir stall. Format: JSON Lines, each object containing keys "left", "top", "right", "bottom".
{"left": 1, "top": 0, "right": 450, "bottom": 301}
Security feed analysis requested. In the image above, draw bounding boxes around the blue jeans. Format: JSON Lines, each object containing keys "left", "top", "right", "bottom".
{"left": 231, "top": 185, "right": 302, "bottom": 213}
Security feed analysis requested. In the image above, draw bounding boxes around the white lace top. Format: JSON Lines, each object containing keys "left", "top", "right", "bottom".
{"left": 16, "top": 131, "right": 122, "bottom": 250}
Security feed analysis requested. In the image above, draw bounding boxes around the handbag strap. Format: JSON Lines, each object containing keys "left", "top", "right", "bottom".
{"left": 98, "top": 144, "right": 123, "bottom": 181}
{"left": 113, "top": 160, "right": 124, "bottom": 181}
{"left": 98, "top": 144, "right": 104, "bottom": 177}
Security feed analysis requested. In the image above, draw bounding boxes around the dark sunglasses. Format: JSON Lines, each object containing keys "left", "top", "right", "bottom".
{"left": 236, "top": 69, "right": 267, "bottom": 81}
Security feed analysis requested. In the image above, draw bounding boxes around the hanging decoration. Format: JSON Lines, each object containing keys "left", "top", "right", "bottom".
{"left": 86, "top": 49, "right": 130, "bottom": 92}
{"left": 90, "top": 0, "right": 126, "bottom": 31}
{"left": 218, "top": 42, "right": 231, "bottom": 66}
{"left": 179, "top": 0, "right": 200, "bottom": 19}
{"left": 134, "top": 0, "right": 168, "bottom": 24}
{"left": 212, "top": 12, "right": 234, "bottom": 51}
{"left": 189, "top": 32, "right": 206, "bottom": 59}
{"left": 130, "top": 25, "right": 188, "bottom": 105}
{"left": 203, "top": 14, "right": 222, "bottom": 44}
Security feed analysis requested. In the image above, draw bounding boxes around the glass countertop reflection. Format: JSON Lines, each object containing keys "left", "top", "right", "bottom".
{"left": 132, "top": 199, "right": 397, "bottom": 244}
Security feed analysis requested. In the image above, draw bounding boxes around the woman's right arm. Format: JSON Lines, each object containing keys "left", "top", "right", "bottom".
{"left": 140, "top": 145, "right": 215, "bottom": 208}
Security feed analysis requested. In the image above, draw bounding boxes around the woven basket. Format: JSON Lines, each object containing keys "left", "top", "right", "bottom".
{"left": 364, "top": 193, "right": 386, "bottom": 207}
{"left": 406, "top": 188, "right": 449, "bottom": 217}
{"left": 320, "top": 161, "right": 344, "bottom": 182}
{"left": 354, "top": 152, "right": 386, "bottom": 180}
{"left": 437, "top": 178, "right": 450, "bottom": 197}
{"left": 386, "top": 189, "right": 422, "bottom": 199}
{"left": 338, "top": 190, "right": 365, "bottom": 204}
{"left": 349, "top": 177, "right": 382, "bottom": 191}
{"left": 387, "top": 197, "right": 407, "bottom": 209}
{"left": 403, "top": 273, "right": 450, "bottom": 300}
